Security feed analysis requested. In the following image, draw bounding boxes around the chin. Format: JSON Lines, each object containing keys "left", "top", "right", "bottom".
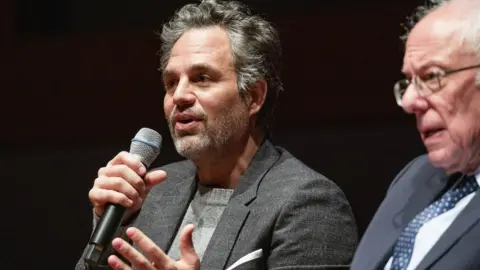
{"left": 174, "top": 135, "right": 210, "bottom": 158}
{"left": 427, "top": 147, "right": 460, "bottom": 174}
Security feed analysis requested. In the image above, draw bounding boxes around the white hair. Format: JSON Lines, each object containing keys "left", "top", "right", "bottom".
{"left": 401, "top": 0, "right": 480, "bottom": 59}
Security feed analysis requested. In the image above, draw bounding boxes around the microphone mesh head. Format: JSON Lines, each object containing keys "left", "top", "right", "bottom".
{"left": 130, "top": 128, "right": 162, "bottom": 168}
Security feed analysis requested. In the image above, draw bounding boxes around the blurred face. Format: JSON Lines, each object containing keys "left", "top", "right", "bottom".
{"left": 162, "top": 26, "right": 250, "bottom": 160}
{"left": 401, "top": 13, "right": 480, "bottom": 173}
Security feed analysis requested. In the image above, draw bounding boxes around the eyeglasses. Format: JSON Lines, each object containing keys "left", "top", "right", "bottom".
{"left": 393, "top": 63, "right": 480, "bottom": 106}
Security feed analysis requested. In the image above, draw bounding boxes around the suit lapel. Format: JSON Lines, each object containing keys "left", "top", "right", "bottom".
{"left": 201, "top": 140, "right": 280, "bottom": 270}
{"left": 368, "top": 169, "right": 451, "bottom": 270}
{"left": 144, "top": 164, "right": 198, "bottom": 251}
{"left": 415, "top": 189, "right": 480, "bottom": 269}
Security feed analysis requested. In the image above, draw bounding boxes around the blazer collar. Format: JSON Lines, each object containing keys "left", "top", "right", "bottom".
{"left": 144, "top": 163, "right": 198, "bottom": 252}
{"left": 231, "top": 139, "right": 280, "bottom": 204}
{"left": 415, "top": 175, "right": 480, "bottom": 269}
{"left": 369, "top": 168, "right": 454, "bottom": 270}
{"left": 201, "top": 139, "right": 281, "bottom": 269}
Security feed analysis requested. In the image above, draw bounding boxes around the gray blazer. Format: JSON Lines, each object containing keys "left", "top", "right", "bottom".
{"left": 77, "top": 140, "right": 357, "bottom": 270}
{"left": 351, "top": 154, "right": 480, "bottom": 270}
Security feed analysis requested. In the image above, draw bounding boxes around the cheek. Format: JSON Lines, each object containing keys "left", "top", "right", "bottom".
{"left": 443, "top": 81, "right": 480, "bottom": 148}
{"left": 446, "top": 113, "right": 479, "bottom": 151}
{"left": 163, "top": 95, "right": 174, "bottom": 117}
{"left": 199, "top": 90, "right": 240, "bottom": 117}
{"left": 198, "top": 93, "right": 220, "bottom": 112}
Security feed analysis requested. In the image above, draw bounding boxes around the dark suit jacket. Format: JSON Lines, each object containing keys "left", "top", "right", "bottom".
{"left": 77, "top": 140, "right": 357, "bottom": 270}
{"left": 351, "top": 154, "right": 480, "bottom": 270}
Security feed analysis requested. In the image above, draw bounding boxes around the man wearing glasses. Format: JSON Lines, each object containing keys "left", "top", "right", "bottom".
{"left": 351, "top": 0, "right": 480, "bottom": 269}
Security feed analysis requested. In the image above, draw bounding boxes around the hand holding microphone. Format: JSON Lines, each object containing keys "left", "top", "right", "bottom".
{"left": 89, "top": 151, "right": 166, "bottom": 222}
{"left": 83, "top": 128, "right": 166, "bottom": 268}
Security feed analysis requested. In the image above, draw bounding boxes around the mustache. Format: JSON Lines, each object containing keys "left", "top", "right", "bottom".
{"left": 169, "top": 108, "right": 207, "bottom": 122}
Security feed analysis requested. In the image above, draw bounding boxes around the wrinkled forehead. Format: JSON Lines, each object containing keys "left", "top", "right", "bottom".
{"left": 403, "top": 3, "right": 478, "bottom": 70}
{"left": 403, "top": 18, "right": 471, "bottom": 72}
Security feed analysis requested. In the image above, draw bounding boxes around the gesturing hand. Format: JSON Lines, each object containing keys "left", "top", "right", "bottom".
{"left": 108, "top": 225, "right": 200, "bottom": 270}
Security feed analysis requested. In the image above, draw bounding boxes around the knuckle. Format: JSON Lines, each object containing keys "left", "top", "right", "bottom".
{"left": 117, "top": 151, "right": 132, "bottom": 163}
{"left": 104, "top": 165, "right": 132, "bottom": 179}
{"left": 165, "top": 263, "right": 176, "bottom": 270}
{"left": 146, "top": 245, "right": 158, "bottom": 255}
{"left": 109, "top": 151, "right": 129, "bottom": 166}
{"left": 118, "top": 151, "right": 129, "bottom": 157}
{"left": 120, "top": 151, "right": 142, "bottom": 167}
{"left": 131, "top": 176, "right": 145, "bottom": 189}
{"left": 138, "top": 260, "right": 151, "bottom": 269}
{"left": 88, "top": 188, "right": 96, "bottom": 200}
{"left": 89, "top": 189, "right": 105, "bottom": 208}
{"left": 93, "top": 176, "right": 104, "bottom": 187}
{"left": 94, "top": 176, "right": 114, "bottom": 189}
{"left": 97, "top": 167, "right": 107, "bottom": 176}
{"left": 108, "top": 176, "right": 123, "bottom": 188}
{"left": 100, "top": 189, "right": 114, "bottom": 201}
{"left": 109, "top": 164, "right": 130, "bottom": 178}
{"left": 122, "top": 172, "right": 144, "bottom": 189}
{"left": 111, "top": 191, "right": 125, "bottom": 202}
{"left": 120, "top": 194, "right": 132, "bottom": 205}
{"left": 127, "top": 188, "right": 140, "bottom": 200}
{"left": 116, "top": 164, "right": 130, "bottom": 173}
{"left": 121, "top": 194, "right": 131, "bottom": 203}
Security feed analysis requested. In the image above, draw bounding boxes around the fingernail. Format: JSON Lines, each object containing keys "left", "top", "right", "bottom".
{"left": 126, "top": 227, "right": 136, "bottom": 237}
{"left": 111, "top": 238, "right": 122, "bottom": 249}
{"left": 138, "top": 166, "right": 146, "bottom": 175}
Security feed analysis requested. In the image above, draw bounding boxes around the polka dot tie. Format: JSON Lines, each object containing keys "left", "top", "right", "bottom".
{"left": 390, "top": 175, "right": 478, "bottom": 270}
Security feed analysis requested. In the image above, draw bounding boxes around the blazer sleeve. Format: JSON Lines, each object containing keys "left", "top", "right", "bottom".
{"left": 267, "top": 177, "right": 358, "bottom": 270}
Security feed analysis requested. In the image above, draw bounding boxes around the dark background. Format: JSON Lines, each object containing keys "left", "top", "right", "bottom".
{"left": 1, "top": 0, "right": 427, "bottom": 269}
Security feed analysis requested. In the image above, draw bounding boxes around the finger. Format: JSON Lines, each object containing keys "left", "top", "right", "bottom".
{"left": 98, "top": 167, "right": 108, "bottom": 177}
{"left": 108, "top": 254, "right": 133, "bottom": 270}
{"left": 126, "top": 227, "right": 174, "bottom": 268}
{"left": 111, "top": 237, "right": 155, "bottom": 270}
{"left": 93, "top": 176, "right": 141, "bottom": 202}
{"left": 109, "top": 151, "right": 146, "bottom": 176}
{"left": 144, "top": 170, "right": 167, "bottom": 190}
{"left": 179, "top": 224, "right": 199, "bottom": 266}
{"left": 103, "top": 165, "right": 147, "bottom": 197}
{"left": 89, "top": 188, "right": 133, "bottom": 216}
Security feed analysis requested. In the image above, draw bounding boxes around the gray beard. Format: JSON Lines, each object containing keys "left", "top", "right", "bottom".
{"left": 168, "top": 104, "right": 250, "bottom": 161}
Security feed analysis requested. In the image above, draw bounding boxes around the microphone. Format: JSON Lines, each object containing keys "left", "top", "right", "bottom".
{"left": 83, "top": 128, "right": 162, "bottom": 269}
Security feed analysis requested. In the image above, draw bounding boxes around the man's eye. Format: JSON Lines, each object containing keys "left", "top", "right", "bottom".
{"left": 164, "top": 80, "right": 177, "bottom": 90}
{"left": 423, "top": 72, "right": 441, "bottom": 81}
{"left": 198, "top": 74, "right": 209, "bottom": 82}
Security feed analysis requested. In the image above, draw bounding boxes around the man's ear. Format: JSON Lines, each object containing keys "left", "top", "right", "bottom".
{"left": 247, "top": 80, "right": 267, "bottom": 116}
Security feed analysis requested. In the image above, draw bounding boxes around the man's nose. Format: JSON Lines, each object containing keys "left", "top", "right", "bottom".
{"left": 172, "top": 79, "right": 196, "bottom": 108}
{"left": 401, "top": 83, "right": 428, "bottom": 114}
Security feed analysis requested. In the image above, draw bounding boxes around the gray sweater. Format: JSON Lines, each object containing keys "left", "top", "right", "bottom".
{"left": 167, "top": 185, "right": 234, "bottom": 261}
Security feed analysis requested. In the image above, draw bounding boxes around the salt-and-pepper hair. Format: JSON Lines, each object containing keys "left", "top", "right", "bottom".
{"left": 158, "top": 0, "right": 283, "bottom": 129}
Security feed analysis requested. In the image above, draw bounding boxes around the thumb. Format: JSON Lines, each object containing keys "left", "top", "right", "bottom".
{"left": 144, "top": 170, "right": 167, "bottom": 190}
{"left": 180, "top": 224, "right": 199, "bottom": 267}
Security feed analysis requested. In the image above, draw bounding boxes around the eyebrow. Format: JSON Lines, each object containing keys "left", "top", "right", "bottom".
{"left": 162, "top": 63, "right": 224, "bottom": 81}
{"left": 189, "top": 63, "right": 221, "bottom": 73}
{"left": 401, "top": 59, "right": 446, "bottom": 75}
{"left": 162, "top": 69, "right": 175, "bottom": 82}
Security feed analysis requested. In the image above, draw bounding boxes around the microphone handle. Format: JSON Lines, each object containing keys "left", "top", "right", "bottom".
{"left": 83, "top": 203, "right": 127, "bottom": 267}
{"left": 90, "top": 203, "right": 127, "bottom": 247}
